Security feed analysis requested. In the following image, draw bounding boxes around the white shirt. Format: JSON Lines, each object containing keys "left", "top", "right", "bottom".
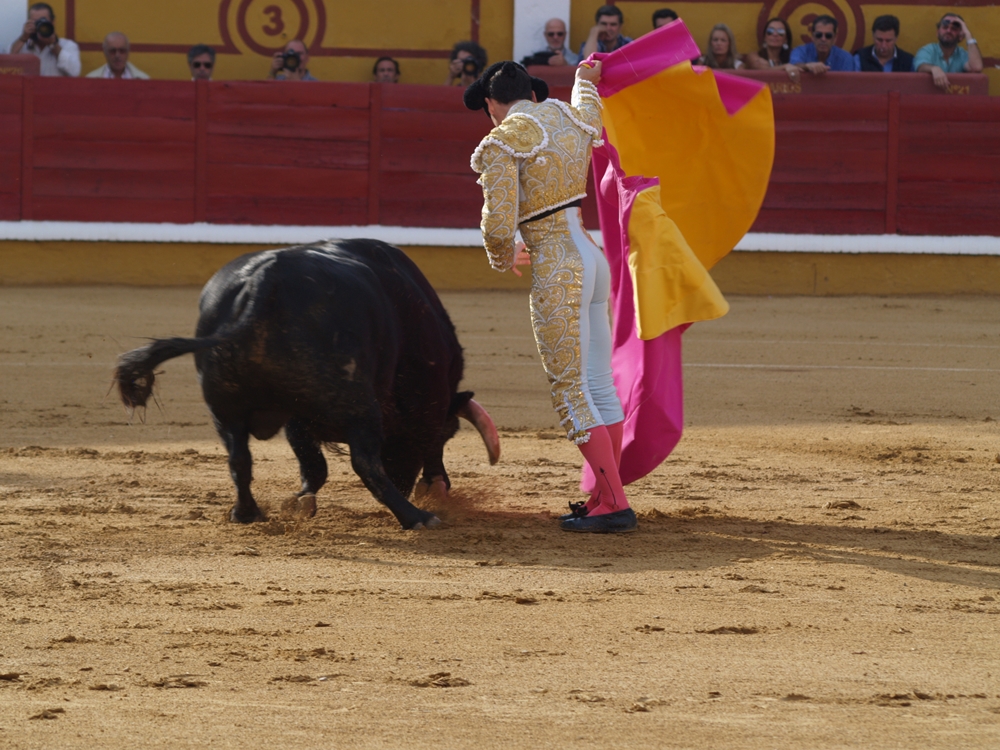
{"left": 5, "top": 36, "right": 81, "bottom": 77}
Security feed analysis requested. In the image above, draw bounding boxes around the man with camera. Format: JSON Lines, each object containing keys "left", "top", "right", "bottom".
{"left": 914, "top": 13, "right": 983, "bottom": 90}
{"left": 520, "top": 18, "right": 579, "bottom": 68}
{"left": 6, "top": 2, "right": 80, "bottom": 77}
{"left": 446, "top": 41, "right": 487, "bottom": 86}
{"left": 268, "top": 40, "right": 317, "bottom": 81}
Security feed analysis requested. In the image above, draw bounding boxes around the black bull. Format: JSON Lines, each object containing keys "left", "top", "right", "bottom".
{"left": 114, "top": 239, "right": 500, "bottom": 529}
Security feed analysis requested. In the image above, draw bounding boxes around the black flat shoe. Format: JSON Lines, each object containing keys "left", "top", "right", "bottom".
{"left": 560, "top": 507, "right": 637, "bottom": 534}
{"left": 558, "top": 501, "right": 590, "bottom": 521}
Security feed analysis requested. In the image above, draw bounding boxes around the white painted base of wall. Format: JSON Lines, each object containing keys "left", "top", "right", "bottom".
{"left": 1, "top": 222, "right": 998, "bottom": 255}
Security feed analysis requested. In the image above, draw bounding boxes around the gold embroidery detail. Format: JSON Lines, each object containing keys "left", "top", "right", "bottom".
{"left": 521, "top": 212, "right": 598, "bottom": 443}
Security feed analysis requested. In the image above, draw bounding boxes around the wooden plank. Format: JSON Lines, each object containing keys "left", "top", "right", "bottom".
{"left": 34, "top": 114, "right": 195, "bottom": 142}
{"left": 898, "top": 181, "right": 1000, "bottom": 210}
{"left": 772, "top": 96, "right": 888, "bottom": 122}
{"left": 0, "top": 77, "right": 22, "bottom": 114}
{"left": 0, "top": 151, "right": 23, "bottom": 192}
{"left": 33, "top": 168, "right": 195, "bottom": 200}
{"left": 0, "top": 193, "right": 19, "bottom": 219}
{"left": 898, "top": 153, "right": 1000, "bottom": 182}
{"left": 207, "top": 135, "right": 368, "bottom": 169}
{"left": 770, "top": 150, "right": 886, "bottom": 184}
{"left": 897, "top": 206, "right": 1000, "bottom": 236}
{"left": 901, "top": 121, "right": 1000, "bottom": 156}
{"left": 20, "top": 76, "right": 33, "bottom": 221}
{"left": 776, "top": 128, "right": 888, "bottom": 152}
{"left": 900, "top": 95, "right": 1000, "bottom": 123}
{"left": 32, "top": 140, "right": 194, "bottom": 170}
{"left": 206, "top": 196, "right": 367, "bottom": 226}
{"left": 379, "top": 172, "right": 483, "bottom": 228}
{"left": 209, "top": 81, "right": 371, "bottom": 108}
{"left": 760, "top": 183, "right": 885, "bottom": 211}
{"left": 380, "top": 138, "right": 477, "bottom": 174}
{"left": 381, "top": 83, "right": 475, "bottom": 113}
{"left": 381, "top": 109, "right": 492, "bottom": 142}
{"left": 30, "top": 196, "right": 195, "bottom": 223}
{"left": 207, "top": 164, "right": 368, "bottom": 199}
{"left": 207, "top": 103, "right": 369, "bottom": 140}
{"left": 367, "top": 83, "right": 381, "bottom": 226}
{"left": 195, "top": 79, "right": 208, "bottom": 223}
{"left": 885, "top": 91, "right": 900, "bottom": 234}
{"left": 0, "top": 115, "right": 21, "bottom": 149}
{"left": 32, "top": 82, "right": 195, "bottom": 118}
{"left": 751, "top": 209, "right": 886, "bottom": 235}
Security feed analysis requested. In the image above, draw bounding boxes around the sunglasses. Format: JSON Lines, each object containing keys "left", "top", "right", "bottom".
{"left": 765, "top": 28, "right": 786, "bottom": 36}
{"left": 192, "top": 61, "right": 213, "bottom": 69}
{"left": 545, "top": 31, "right": 565, "bottom": 37}
{"left": 941, "top": 20, "right": 962, "bottom": 31}
{"left": 814, "top": 31, "right": 835, "bottom": 40}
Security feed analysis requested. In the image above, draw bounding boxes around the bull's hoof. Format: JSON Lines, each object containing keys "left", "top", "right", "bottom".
{"left": 229, "top": 507, "right": 266, "bottom": 524}
{"left": 281, "top": 493, "right": 317, "bottom": 519}
{"left": 409, "top": 514, "right": 442, "bottom": 531}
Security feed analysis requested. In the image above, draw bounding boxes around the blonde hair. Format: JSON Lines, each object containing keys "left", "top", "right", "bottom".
{"left": 703, "top": 24, "right": 738, "bottom": 69}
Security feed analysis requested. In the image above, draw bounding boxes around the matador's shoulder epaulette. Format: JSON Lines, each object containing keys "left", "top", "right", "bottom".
{"left": 471, "top": 112, "right": 549, "bottom": 173}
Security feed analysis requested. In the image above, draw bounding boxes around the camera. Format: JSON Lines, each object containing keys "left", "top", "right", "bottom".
{"left": 462, "top": 58, "right": 483, "bottom": 78}
{"left": 281, "top": 50, "right": 301, "bottom": 71}
{"left": 34, "top": 18, "right": 55, "bottom": 39}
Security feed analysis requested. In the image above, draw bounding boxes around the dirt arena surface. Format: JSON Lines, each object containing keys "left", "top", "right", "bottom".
{"left": 1, "top": 287, "right": 999, "bottom": 749}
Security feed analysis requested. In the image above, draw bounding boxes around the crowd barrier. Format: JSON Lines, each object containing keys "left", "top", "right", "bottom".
{"left": 2, "top": 76, "right": 999, "bottom": 236}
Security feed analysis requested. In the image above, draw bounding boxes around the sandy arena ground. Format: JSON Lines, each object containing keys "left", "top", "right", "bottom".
{"left": 1, "top": 287, "right": 999, "bottom": 749}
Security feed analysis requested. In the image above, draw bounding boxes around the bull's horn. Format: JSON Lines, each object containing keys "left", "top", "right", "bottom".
{"left": 458, "top": 398, "right": 500, "bottom": 465}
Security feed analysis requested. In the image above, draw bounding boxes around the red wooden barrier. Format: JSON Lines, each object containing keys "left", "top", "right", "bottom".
{"left": 0, "top": 77, "right": 998, "bottom": 236}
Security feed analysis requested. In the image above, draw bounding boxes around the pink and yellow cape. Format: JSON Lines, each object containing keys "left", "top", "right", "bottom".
{"left": 581, "top": 21, "right": 775, "bottom": 491}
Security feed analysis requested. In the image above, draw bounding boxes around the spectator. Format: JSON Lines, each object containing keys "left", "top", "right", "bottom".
{"left": 6, "top": 3, "right": 80, "bottom": 77}
{"left": 652, "top": 9, "right": 678, "bottom": 29}
{"left": 268, "top": 40, "right": 317, "bottom": 81}
{"left": 373, "top": 56, "right": 400, "bottom": 83}
{"left": 853, "top": 16, "right": 913, "bottom": 73}
{"left": 187, "top": 44, "right": 215, "bottom": 81}
{"left": 789, "top": 15, "right": 854, "bottom": 74}
{"left": 521, "top": 18, "right": 579, "bottom": 67}
{"left": 580, "top": 4, "right": 631, "bottom": 59}
{"left": 445, "top": 41, "right": 487, "bottom": 86}
{"left": 698, "top": 24, "right": 743, "bottom": 69}
{"left": 914, "top": 13, "right": 983, "bottom": 90}
{"left": 86, "top": 32, "right": 149, "bottom": 79}
{"left": 745, "top": 17, "right": 798, "bottom": 80}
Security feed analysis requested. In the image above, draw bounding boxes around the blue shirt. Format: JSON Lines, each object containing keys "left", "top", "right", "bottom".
{"left": 580, "top": 35, "right": 632, "bottom": 58}
{"left": 789, "top": 42, "right": 855, "bottom": 71}
{"left": 913, "top": 43, "right": 969, "bottom": 72}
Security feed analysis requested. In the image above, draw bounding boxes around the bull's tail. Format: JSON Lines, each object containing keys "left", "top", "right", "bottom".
{"left": 114, "top": 336, "right": 222, "bottom": 410}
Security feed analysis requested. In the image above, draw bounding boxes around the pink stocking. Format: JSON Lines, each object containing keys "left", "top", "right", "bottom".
{"left": 583, "top": 422, "right": 624, "bottom": 512}
{"left": 578, "top": 425, "right": 629, "bottom": 516}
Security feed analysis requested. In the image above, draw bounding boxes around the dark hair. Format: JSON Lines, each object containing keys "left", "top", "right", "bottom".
{"left": 759, "top": 17, "right": 792, "bottom": 63}
{"left": 28, "top": 3, "right": 54, "bottom": 20}
{"left": 939, "top": 12, "right": 964, "bottom": 25}
{"left": 450, "top": 40, "right": 487, "bottom": 68}
{"left": 595, "top": 4, "right": 623, "bottom": 23}
{"left": 187, "top": 44, "right": 216, "bottom": 64}
{"left": 373, "top": 56, "right": 400, "bottom": 75}
{"left": 463, "top": 61, "right": 548, "bottom": 119}
{"left": 812, "top": 15, "right": 838, "bottom": 32}
{"left": 871, "top": 15, "right": 899, "bottom": 35}
{"left": 652, "top": 8, "right": 677, "bottom": 26}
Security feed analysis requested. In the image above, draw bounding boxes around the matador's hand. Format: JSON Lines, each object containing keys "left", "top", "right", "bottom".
{"left": 511, "top": 242, "right": 531, "bottom": 277}
{"left": 576, "top": 60, "right": 602, "bottom": 84}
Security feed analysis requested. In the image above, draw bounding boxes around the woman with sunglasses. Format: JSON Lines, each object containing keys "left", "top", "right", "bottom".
{"left": 744, "top": 17, "right": 801, "bottom": 81}
{"left": 788, "top": 14, "right": 855, "bottom": 75}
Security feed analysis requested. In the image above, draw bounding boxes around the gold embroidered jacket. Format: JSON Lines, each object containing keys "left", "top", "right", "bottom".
{"left": 470, "top": 78, "right": 603, "bottom": 271}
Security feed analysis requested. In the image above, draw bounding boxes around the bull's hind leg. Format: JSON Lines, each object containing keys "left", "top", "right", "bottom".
{"left": 216, "top": 421, "right": 265, "bottom": 523}
{"left": 347, "top": 420, "right": 440, "bottom": 530}
{"left": 285, "top": 418, "right": 328, "bottom": 499}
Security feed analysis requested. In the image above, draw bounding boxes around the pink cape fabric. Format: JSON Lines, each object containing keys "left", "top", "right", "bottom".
{"left": 580, "top": 21, "right": 762, "bottom": 491}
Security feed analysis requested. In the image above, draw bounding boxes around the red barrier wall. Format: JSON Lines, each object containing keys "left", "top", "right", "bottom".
{"left": 2, "top": 77, "right": 999, "bottom": 236}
